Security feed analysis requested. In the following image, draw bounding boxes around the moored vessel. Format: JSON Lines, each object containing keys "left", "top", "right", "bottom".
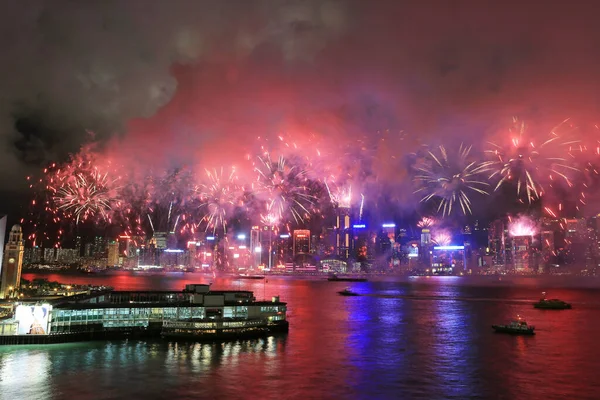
{"left": 533, "top": 292, "right": 571, "bottom": 309}
{"left": 237, "top": 274, "right": 265, "bottom": 280}
{"left": 492, "top": 316, "right": 535, "bottom": 335}
{"left": 337, "top": 288, "right": 360, "bottom": 296}
{"left": 327, "top": 274, "right": 368, "bottom": 282}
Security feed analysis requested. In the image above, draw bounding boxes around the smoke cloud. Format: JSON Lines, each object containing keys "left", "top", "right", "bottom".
{"left": 2, "top": 0, "right": 600, "bottom": 217}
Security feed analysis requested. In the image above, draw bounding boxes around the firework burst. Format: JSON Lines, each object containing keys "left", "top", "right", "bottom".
{"left": 486, "top": 118, "right": 580, "bottom": 202}
{"left": 431, "top": 229, "right": 452, "bottom": 246}
{"left": 53, "top": 170, "right": 119, "bottom": 224}
{"left": 196, "top": 167, "right": 240, "bottom": 234}
{"left": 324, "top": 180, "right": 352, "bottom": 209}
{"left": 413, "top": 144, "right": 490, "bottom": 216}
{"left": 508, "top": 215, "right": 538, "bottom": 237}
{"left": 255, "top": 153, "right": 314, "bottom": 223}
{"left": 417, "top": 217, "right": 435, "bottom": 229}
{"left": 260, "top": 203, "right": 281, "bottom": 227}
{"left": 145, "top": 168, "right": 195, "bottom": 235}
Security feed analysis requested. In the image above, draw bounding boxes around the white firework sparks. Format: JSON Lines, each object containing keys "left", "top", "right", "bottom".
{"left": 413, "top": 144, "right": 490, "bottom": 216}
{"left": 255, "top": 154, "right": 314, "bottom": 223}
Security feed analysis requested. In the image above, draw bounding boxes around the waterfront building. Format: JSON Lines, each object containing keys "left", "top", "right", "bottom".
{"left": 55, "top": 248, "right": 80, "bottom": 264}
{"left": 0, "top": 225, "right": 25, "bottom": 299}
{"left": 0, "top": 284, "right": 288, "bottom": 344}
{"left": 430, "top": 245, "right": 467, "bottom": 274}
{"left": 23, "top": 247, "right": 42, "bottom": 265}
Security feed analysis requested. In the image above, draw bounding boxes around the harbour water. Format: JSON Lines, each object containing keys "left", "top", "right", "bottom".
{"left": 2, "top": 273, "right": 600, "bottom": 399}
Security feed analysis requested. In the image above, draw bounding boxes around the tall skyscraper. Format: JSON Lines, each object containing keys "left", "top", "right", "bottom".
{"left": 250, "top": 226, "right": 261, "bottom": 267}
{"left": 541, "top": 230, "right": 555, "bottom": 263}
{"left": 187, "top": 240, "right": 198, "bottom": 268}
{"left": 420, "top": 228, "right": 431, "bottom": 247}
{"left": 75, "top": 235, "right": 83, "bottom": 257}
{"left": 336, "top": 208, "right": 351, "bottom": 258}
{"left": 107, "top": 241, "right": 119, "bottom": 266}
{"left": 153, "top": 232, "right": 168, "bottom": 249}
{"left": 0, "top": 225, "right": 25, "bottom": 299}
{"left": 512, "top": 236, "right": 532, "bottom": 271}
{"left": 272, "top": 233, "right": 292, "bottom": 266}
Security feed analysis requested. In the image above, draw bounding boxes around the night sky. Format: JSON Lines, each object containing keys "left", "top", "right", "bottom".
{"left": 1, "top": 0, "right": 600, "bottom": 222}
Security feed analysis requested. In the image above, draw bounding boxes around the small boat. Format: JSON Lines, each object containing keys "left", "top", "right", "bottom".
{"left": 338, "top": 288, "right": 360, "bottom": 296}
{"left": 328, "top": 274, "right": 368, "bottom": 282}
{"left": 238, "top": 274, "right": 265, "bottom": 280}
{"left": 492, "top": 316, "right": 535, "bottom": 335}
{"left": 533, "top": 292, "right": 571, "bottom": 309}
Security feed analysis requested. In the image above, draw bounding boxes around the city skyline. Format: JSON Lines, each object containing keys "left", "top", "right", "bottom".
{"left": 2, "top": 2, "right": 600, "bottom": 399}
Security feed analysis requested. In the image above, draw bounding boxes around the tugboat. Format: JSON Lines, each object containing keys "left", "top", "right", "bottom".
{"left": 533, "top": 292, "right": 572, "bottom": 309}
{"left": 338, "top": 287, "right": 360, "bottom": 296}
{"left": 492, "top": 316, "right": 535, "bottom": 335}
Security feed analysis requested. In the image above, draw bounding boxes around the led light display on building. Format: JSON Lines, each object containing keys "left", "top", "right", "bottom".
{"left": 15, "top": 304, "right": 52, "bottom": 335}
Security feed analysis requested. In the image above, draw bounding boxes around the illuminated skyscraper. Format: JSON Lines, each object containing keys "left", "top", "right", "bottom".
{"left": 250, "top": 226, "right": 261, "bottom": 267}
{"left": 420, "top": 228, "right": 431, "bottom": 247}
{"left": 153, "top": 232, "right": 168, "bottom": 249}
{"left": 75, "top": 235, "right": 83, "bottom": 257}
{"left": 118, "top": 236, "right": 132, "bottom": 258}
{"left": 591, "top": 215, "right": 600, "bottom": 261}
{"left": 187, "top": 240, "right": 198, "bottom": 268}
{"left": 276, "top": 233, "right": 293, "bottom": 265}
{"left": 107, "top": 241, "right": 119, "bottom": 267}
{"left": 512, "top": 236, "right": 532, "bottom": 271}
{"left": 260, "top": 226, "right": 277, "bottom": 268}
{"left": 336, "top": 208, "right": 351, "bottom": 258}
{"left": 541, "top": 230, "right": 555, "bottom": 263}
{"left": 293, "top": 230, "right": 311, "bottom": 257}
{"left": 565, "top": 218, "right": 588, "bottom": 267}
{"left": 0, "top": 225, "right": 24, "bottom": 299}
{"left": 351, "top": 224, "right": 369, "bottom": 264}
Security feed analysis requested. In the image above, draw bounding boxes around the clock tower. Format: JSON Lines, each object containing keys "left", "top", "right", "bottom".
{"left": 0, "top": 225, "right": 24, "bottom": 299}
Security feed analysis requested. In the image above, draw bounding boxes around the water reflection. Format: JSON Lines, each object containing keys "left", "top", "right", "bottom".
{"left": 0, "top": 349, "right": 52, "bottom": 399}
{"left": 0, "top": 337, "right": 287, "bottom": 400}
{"left": 6, "top": 274, "right": 600, "bottom": 399}
{"left": 344, "top": 283, "right": 409, "bottom": 397}
{"left": 428, "top": 298, "right": 478, "bottom": 398}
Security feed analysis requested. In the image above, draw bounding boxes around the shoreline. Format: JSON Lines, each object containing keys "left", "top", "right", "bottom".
{"left": 20, "top": 270, "right": 600, "bottom": 289}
